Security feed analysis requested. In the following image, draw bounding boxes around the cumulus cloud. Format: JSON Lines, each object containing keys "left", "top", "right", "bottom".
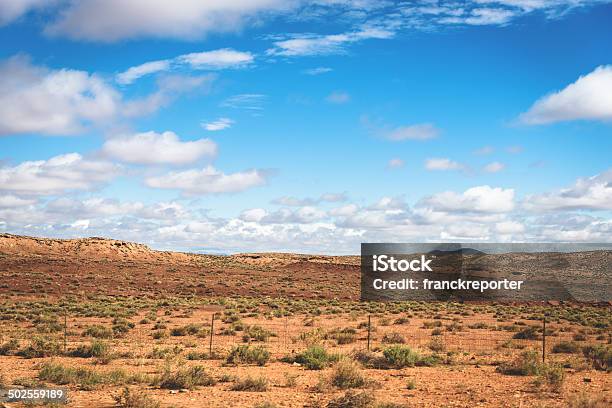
{"left": 483, "top": 161, "right": 505, "bottom": 173}
{"left": 202, "top": 118, "right": 234, "bottom": 131}
{"left": 388, "top": 158, "right": 405, "bottom": 168}
{"left": 0, "top": 0, "right": 55, "bottom": 26}
{"left": 385, "top": 123, "right": 440, "bottom": 141}
{"left": 0, "top": 55, "right": 119, "bottom": 135}
{"left": 45, "top": 0, "right": 294, "bottom": 42}
{"left": 474, "top": 146, "right": 494, "bottom": 155}
{"left": 524, "top": 169, "right": 612, "bottom": 211}
{"left": 326, "top": 91, "right": 350, "bottom": 104}
{"left": 424, "top": 158, "right": 464, "bottom": 171}
{"left": 145, "top": 165, "right": 268, "bottom": 195}
{"left": 102, "top": 131, "right": 217, "bottom": 165}
{"left": 0, "top": 153, "right": 120, "bottom": 195}
{"left": 419, "top": 185, "right": 515, "bottom": 213}
{"left": 520, "top": 65, "right": 612, "bottom": 124}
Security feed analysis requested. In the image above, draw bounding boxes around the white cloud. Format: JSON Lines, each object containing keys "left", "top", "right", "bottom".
{"left": 0, "top": 0, "right": 54, "bottom": 26}
{"left": 420, "top": 185, "right": 515, "bottom": 213}
{"left": 145, "top": 165, "right": 268, "bottom": 195}
{"left": 425, "top": 158, "right": 464, "bottom": 171}
{"left": 272, "top": 193, "right": 346, "bottom": 206}
{"left": 326, "top": 91, "right": 350, "bottom": 104}
{"left": 474, "top": 146, "right": 494, "bottom": 155}
{"left": 385, "top": 123, "right": 440, "bottom": 141}
{"left": 483, "top": 161, "right": 505, "bottom": 173}
{"left": 266, "top": 26, "right": 395, "bottom": 56}
{"left": 520, "top": 65, "right": 612, "bottom": 124}
{"left": 303, "top": 67, "right": 333, "bottom": 75}
{"left": 0, "top": 195, "right": 36, "bottom": 208}
{"left": 388, "top": 158, "right": 405, "bottom": 168}
{"left": 0, "top": 153, "right": 120, "bottom": 195}
{"left": 239, "top": 208, "right": 268, "bottom": 222}
{"left": 261, "top": 206, "right": 327, "bottom": 224}
{"left": 45, "top": 0, "right": 294, "bottom": 41}
{"left": 524, "top": 169, "right": 612, "bottom": 211}
{"left": 116, "top": 59, "right": 171, "bottom": 85}
{"left": 495, "top": 220, "right": 525, "bottom": 234}
{"left": 221, "top": 94, "right": 266, "bottom": 110}
{"left": 178, "top": 48, "right": 254, "bottom": 69}
{"left": 0, "top": 55, "right": 120, "bottom": 135}
{"left": 102, "top": 131, "right": 217, "bottom": 165}
{"left": 202, "top": 118, "right": 234, "bottom": 131}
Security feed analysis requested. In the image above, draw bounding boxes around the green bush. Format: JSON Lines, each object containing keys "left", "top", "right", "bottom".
{"left": 327, "top": 390, "right": 375, "bottom": 408}
{"left": 382, "top": 332, "right": 405, "bottom": 344}
{"left": 513, "top": 326, "right": 539, "bottom": 340}
{"left": 382, "top": 345, "right": 420, "bottom": 368}
{"left": 158, "top": 365, "right": 216, "bottom": 389}
{"left": 582, "top": 345, "right": 611, "bottom": 371}
{"left": 294, "top": 345, "right": 339, "bottom": 370}
{"left": 114, "top": 387, "right": 160, "bottom": 408}
{"left": 70, "top": 340, "right": 111, "bottom": 359}
{"left": 230, "top": 376, "right": 268, "bottom": 392}
{"left": 496, "top": 349, "right": 541, "bottom": 376}
{"left": 18, "top": 336, "right": 62, "bottom": 358}
{"left": 0, "top": 339, "right": 19, "bottom": 355}
{"left": 330, "top": 360, "right": 367, "bottom": 389}
{"left": 226, "top": 345, "right": 270, "bottom": 366}
{"left": 83, "top": 324, "right": 113, "bottom": 339}
{"left": 242, "top": 325, "right": 275, "bottom": 342}
{"left": 552, "top": 341, "right": 580, "bottom": 354}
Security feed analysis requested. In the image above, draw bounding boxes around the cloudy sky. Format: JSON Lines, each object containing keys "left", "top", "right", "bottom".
{"left": 0, "top": 0, "right": 611, "bottom": 254}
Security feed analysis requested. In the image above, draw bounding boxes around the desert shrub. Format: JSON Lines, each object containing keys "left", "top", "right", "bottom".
{"left": 382, "top": 345, "right": 420, "bottom": 368}
{"left": 112, "top": 318, "right": 135, "bottom": 337}
{"left": 230, "top": 376, "right": 268, "bottom": 392}
{"left": 573, "top": 332, "right": 587, "bottom": 341}
{"left": 147, "top": 346, "right": 182, "bottom": 359}
{"left": 186, "top": 351, "right": 209, "bottom": 360}
{"left": 382, "top": 332, "right": 405, "bottom": 344}
{"left": 393, "top": 317, "right": 410, "bottom": 325}
{"left": 552, "top": 341, "right": 580, "bottom": 354}
{"left": 294, "top": 345, "right": 339, "bottom": 370}
{"left": 513, "top": 326, "right": 539, "bottom": 340}
{"left": 254, "top": 403, "right": 278, "bottom": 408}
{"left": 114, "top": 387, "right": 160, "bottom": 408}
{"left": 330, "top": 360, "right": 367, "bottom": 389}
{"left": 567, "top": 392, "right": 610, "bottom": 408}
{"left": 428, "top": 337, "right": 446, "bottom": 352}
{"left": 327, "top": 390, "right": 375, "bottom": 408}
{"left": 534, "top": 362, "right": 565, "bottom": 391}
{"left": 468, "top": 322, "right": 489, "bottom": 329}
{"left": 422, "top": 321, "right": 442, "bottom": 329}
{"left": 496, "top": 349, "right": 541, "bottom": 376}
{"left": 582, "top": 345, "right": 611, "bottom": 371}
{"left": 18, "top": 336, "right": 62, "bottom": 358}
{"left": 226, "top": 345, "right": 270, "bottom": 366}
{"left": 158, "top": 365, "right": 216, "bottom": 389}
{"left": 242, "top": 325, "right": 275, "bottom": 342}
{"left": 431, "top": 328, "right": 442, "bottom": 336}
{"left": 39, "top": 361, "right": 140, "bottom": 390}
{"left": 0, "top": 338, "right": 19, "bottom": 355}
{"left": 171, "top": 324, "right": 202, "bottom": 337}
{"left": 151, "top": 330, "right": 167, "bottom": 340}
{"left": 298, "top": 328, "right": 325, "bottom": 346}
{"left": 83, "top": 324, "right": 113, "bottom": 339}
{"left": 70, "top": 340, "right": 111, "bottom": 358}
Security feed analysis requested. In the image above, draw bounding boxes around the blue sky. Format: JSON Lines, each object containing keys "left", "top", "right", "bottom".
{"left": 0, "top": 0, "right": 611, "bottom": 253}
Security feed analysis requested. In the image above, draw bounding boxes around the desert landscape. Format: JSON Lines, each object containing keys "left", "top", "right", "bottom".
{"left": 0, "top": 234, "right": 610, "bottom": 408}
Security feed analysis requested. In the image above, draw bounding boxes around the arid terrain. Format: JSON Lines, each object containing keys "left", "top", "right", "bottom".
{"left": 0, "top": 234, "right": 610, "bottom": 408}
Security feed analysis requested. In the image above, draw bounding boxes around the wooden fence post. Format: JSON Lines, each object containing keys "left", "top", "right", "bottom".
{"left": 367, "top": 315, "right": 371, "bottom": 351}
{"left": 542, "top": 315, "right": 546, "bottom": 363}
{"left": 209, "top": 313, "right": 215, "bottom": 357}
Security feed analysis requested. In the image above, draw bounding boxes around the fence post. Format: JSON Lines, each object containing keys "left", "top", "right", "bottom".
{"left": 367, "top": 315, "right": 371, "bottom": 351}
{"left": 209, "top": 313, "right": 215, "bottom": 357}
{"left": 63, "top": 309, "right": 67, "bottom": 354}
{"left": 542, "top": 315, "right": 546, "bottom": 363}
